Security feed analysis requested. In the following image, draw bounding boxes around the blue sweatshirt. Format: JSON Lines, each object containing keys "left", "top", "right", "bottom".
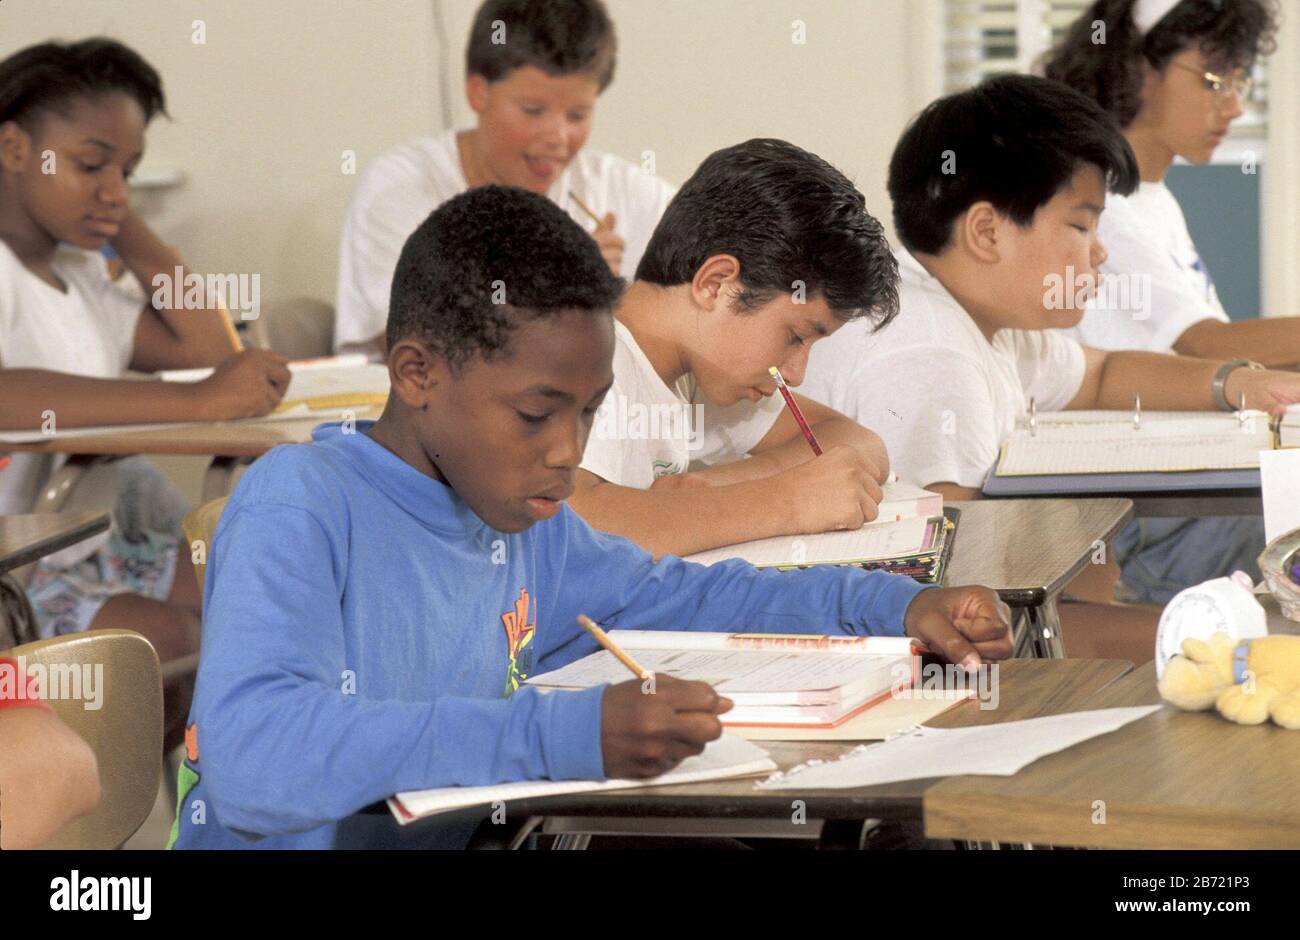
{"left": 170, "top": 421, "right": 929, "bottom": 849}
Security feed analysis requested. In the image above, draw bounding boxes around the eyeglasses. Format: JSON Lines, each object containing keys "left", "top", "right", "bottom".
{"left": 1167, "top": 60, "right": 1255, "bottom": 102}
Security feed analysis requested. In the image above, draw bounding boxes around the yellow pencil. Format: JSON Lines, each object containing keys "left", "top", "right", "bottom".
{"left": 567, "top": 191, "right": 605, "bottom": 229}
{"left": 577, "top": 614, "right": 652, "bottom": 681}
{"left": 217, "top": 303, "right": 244, "bottom": 353}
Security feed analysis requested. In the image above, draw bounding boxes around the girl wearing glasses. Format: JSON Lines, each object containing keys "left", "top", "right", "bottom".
{"left": 1044, "top": 0, "right": 1282, "bottom": 360}
{"left": 1041, "top": 0, "right": 1281, "bottom": 608}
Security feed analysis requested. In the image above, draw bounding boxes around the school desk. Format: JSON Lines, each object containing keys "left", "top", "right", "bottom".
{"left": 0, "top": 511, "right": 110, "bottom": 574}
{"left": 408, "top": 658, "right": 1134, "bottom": 849}
{"left": 983, "top": 465, "right": 1261, "bottom": 519}
{"left": 2, "top": 406, "right": 385, "bottom": 504}
{"left": 923, "top": 598, "right": 1300, "bottom": 849}
{"left": 944, "top": 498, "right": 1133, "bottom": 658}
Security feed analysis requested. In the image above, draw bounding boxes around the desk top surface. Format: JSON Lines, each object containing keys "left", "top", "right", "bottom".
{"left": 1, "top": 406, "right": 385, "bottom": 458}
{"left": 944, "top": 498, "right": 1133, "bottom": 605}
{"left": 415, "top": 658, "right": 1134, "bottom": 827}
{"left": 925, "top": 621, "right": 1300, "bottom": 848}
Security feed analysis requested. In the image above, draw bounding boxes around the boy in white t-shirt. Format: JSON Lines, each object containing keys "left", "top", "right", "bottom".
{"left": 571, "top": 138, "right": 896, "bottom": 559}
{"left": 802, "top": 75, "right": 1300, "bottom": 659}
{"left": 1045, "top": 0, "right": 1291, "bottom": 359}
{"left": 0, "top": 39, "right": 289, "bottom": 745}
{"left": 334, "top": 0, "right": 674, "bottom": 357}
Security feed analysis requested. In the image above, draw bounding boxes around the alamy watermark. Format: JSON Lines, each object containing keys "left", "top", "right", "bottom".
{"left": 0, "top": 657, "right": 102, "bottom": 711}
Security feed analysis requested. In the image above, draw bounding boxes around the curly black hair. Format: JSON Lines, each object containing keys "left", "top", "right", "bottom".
{"left": 0, "top": 38, "right": 167, "bottom": 129}
{"left": 466, "top": 0, "right": 617, "bottom": 91}
{"left": 635, "top": 138, "right": 899, "bottom": 330}
{"left": 1042, "top": 0, "right": 1279, "bottom": 126}
{"left": 386, "top": 185, "right": 625, "bottom": 369}
{"left": 889, "top": 74, "right": 1140, "bottom": 256}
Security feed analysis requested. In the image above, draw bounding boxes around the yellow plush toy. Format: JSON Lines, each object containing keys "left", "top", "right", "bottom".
{"left": 1158, "top": 631, "right": 1300, "bottom": 729}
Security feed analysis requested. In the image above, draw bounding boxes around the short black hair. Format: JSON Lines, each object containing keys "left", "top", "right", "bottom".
{"left": 1043, "top": 0, "right": 1279, "bottom": 126}
{"left": 0, "top": 38, "right": 167, "bottom": 130}
{"left": 635, "top": 138, "right": 899, "bottom": 329}
{"left": 889, "top": 74, "right": 1140, "bottom": 256}
{"left": 387, "top": 185, "right": 625, "bottom": 369}
{"left": 466, "top": 0, "right": 617, "bottom": 91}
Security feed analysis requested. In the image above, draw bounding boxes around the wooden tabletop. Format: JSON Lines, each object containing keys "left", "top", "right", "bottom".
{"left": 925, "top": 651, "right": 1300, "bottom": 848}
{"left": 0, "top": 512, "right": 111, "bottom": 574}
{"left": 410, "top": 658, "right": 1134, "bottom": 830}
{"left": 943, "top": 498, "right": 1134, "bottom": 606}
{"left": 0, "top": 406, "right": 384, "bottom": 458}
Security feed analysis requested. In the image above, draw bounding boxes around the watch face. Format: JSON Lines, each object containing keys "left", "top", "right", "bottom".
{"left": 1156, "top": 591, "right": 1231, "bottom": 679}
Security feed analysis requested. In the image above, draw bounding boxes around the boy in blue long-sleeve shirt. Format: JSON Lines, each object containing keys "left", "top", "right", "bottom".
{"left": 171, "top": 185, "right": 1012, "bottom": 849}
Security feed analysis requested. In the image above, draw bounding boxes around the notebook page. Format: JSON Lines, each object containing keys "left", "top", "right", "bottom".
{"left": 682, "top": 516, "right": 930, "bottom": 568}
{"left": 391, "top": 734, "right": 775, "bottom": 822}
{"left": 526, "top": 647, "right": 905, "bottom": 693}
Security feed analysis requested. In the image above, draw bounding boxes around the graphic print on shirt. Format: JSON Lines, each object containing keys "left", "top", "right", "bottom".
{"left": 165, "top": 723, "right": 202, "bottom": 849}
{"left": 652, "top": 459, "right": 683, "bottom": 479}
{"left": 501, "top": 587, "right": 536, "bottom": 696}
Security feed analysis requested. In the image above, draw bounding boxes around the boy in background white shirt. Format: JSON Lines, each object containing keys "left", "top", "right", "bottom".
{"left": 802, "top": 75, "right": 1300, "bottom": 659}
{"left": 570, "top": 139, "right": 896, "bottom": 559}
{"left": 334, "top": 0, "right": 674, "bottom": 357}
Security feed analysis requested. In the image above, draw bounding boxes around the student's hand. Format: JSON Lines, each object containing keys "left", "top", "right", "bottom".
{"left": 591, "top": 212, "right": 624, "bottom": 276}
{"left": 601, "top": 673, "right": 733, "bottom": 779}
{"left": 903, "top": 586, "right": 1013, "bottom": 672}
{"left": 779, "top": 444, "right": 883, "bottom": 532}
{"left": 191, "top": 349, "right": 292, "bottom": 420}
{"left": 649, "top": 471, "right": 711, "bottom": 491}
{"left": 1225, "top": 367, "right": 1300, "bottom": 416}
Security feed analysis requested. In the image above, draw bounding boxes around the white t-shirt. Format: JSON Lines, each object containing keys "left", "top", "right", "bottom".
{"left": 0, "top": 241, "right": 144, "bottom": 514}
{"left": 334, "top": 129, "right": 677, "bottom": 353}
{"left": 801, "top": 249, "right": 1086, "bottom": 489}
{"left": 1066, "top": 181, "right": 1230, "bottom": 352}
{"left": 580, "top": 320, "right": 786, "bottom": 489}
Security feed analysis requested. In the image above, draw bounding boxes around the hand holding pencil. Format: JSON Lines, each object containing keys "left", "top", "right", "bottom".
{"left": 569, "top": 192, "right": 624, "bottom": 276}
{"left": 580, "top": 615, "right": 733, "bottom": 780}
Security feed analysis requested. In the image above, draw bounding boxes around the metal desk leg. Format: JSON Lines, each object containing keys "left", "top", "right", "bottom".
{"left": 201, "top": 456, "right": 248, "bottom": 503}
{"left": 1025, "top": 598, "right": 1066, "bottom": 659}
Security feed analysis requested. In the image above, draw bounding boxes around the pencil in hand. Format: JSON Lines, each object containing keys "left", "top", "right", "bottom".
{"left": 577, "top": 614, "right": 652, "bottom": 681}
{"left": 769, "top": 366, "right": 822, "bottom": 456}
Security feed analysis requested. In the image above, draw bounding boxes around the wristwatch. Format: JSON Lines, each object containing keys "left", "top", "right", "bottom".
{"left": 1211, "top": 359, "right": 1264, "bottom": 412}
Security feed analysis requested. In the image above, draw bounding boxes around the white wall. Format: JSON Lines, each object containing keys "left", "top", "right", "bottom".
{"left": 2, "top": 0, "right": 928, "bottom": 318}
{"left": 5, "top": 0, "right": 1294, "bottom": 319}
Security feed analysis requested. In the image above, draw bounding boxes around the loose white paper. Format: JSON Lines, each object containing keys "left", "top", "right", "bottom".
{"left": 390, "top": 734, "right": 774, "bottom": 823}
{"left": 756, "top": 705, "right": 1161, "bottom": 789}
{"left": 1260, "top": 448, "right": 1300, "bottom": 542}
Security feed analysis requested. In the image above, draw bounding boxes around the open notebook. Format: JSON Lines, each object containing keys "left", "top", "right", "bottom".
{"left": 526, "top": 630, "right": 920, "bottom": 727}
{"left": 388, "top": 734, "right": 775, "bottom": 824}
{"left": 680, "top": 511, "right": 956, "bottom": 584}
{"left": 996, "top": 409, "right": 1274, "bottom": 476}
{"left": 161, "top": 354, "right": 390, "bottom": 412}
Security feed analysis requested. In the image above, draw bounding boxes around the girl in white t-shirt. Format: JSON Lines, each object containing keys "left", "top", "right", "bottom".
{"left": 1045, "top": 0, "right": 1292, "bottom": 360}
{"left": 0, "top": 40, "right": 290, "bottom": 740}
{"left": 1043, "top": 1, "right": 1284, "bottom": 604}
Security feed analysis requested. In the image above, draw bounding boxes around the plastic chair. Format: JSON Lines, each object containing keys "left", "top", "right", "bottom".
{"left": 9, "top": 629, "right": 162, "bottom": 848}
